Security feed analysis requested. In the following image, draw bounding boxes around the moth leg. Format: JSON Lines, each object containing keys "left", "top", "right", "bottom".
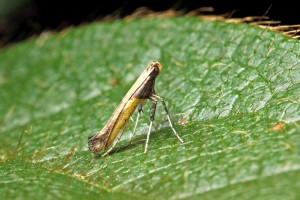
{"left": 129, "top": 116, "right": 135, "bottom": 123}
{"left": 144, "top": 97, "right": 157, "bottom": 153}
{"left": 129, "top": 104, "right": 143, "bottom": 144}
{"left": 101, "top": 125, "right": 126, "bottom": 157}
{"left": 153, "top": 94, "right": 184, "bottom": 143}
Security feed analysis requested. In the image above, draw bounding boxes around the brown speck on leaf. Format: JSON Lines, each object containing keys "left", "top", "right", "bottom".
{"left": 178, "top": 117, "right": 188, "bottom": 126}
{"left": 272, "top": 124, "right": 285, "bottom": 131}
{"left": 109, "top": 78, "right": 118, "bottom": 86}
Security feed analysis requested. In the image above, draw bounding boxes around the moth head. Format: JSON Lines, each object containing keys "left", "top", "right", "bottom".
{"left": 148, "top": 61, "right": 162, "bottom": 77}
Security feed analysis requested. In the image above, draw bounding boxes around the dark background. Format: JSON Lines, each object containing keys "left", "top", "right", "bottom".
{"left": 0, "top": 0, "right": 299, "bottom": 47}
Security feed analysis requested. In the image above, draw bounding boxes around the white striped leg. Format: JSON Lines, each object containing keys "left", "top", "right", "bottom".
{"left": 129, "top": 104, "right": 143, "bottom": 144}
{"left": 101, "top": 125, "right": 126, "bottom": 157}
{"left": 144, "top": 121, "right": 153, "bottom": 153}
{"left": 153, "top": 94, "right": 183, "bottom": 143}
{"left": 144, "top": 97, "right": 157, "bottom": 153}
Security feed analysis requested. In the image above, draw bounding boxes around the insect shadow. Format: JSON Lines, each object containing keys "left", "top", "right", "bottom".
{"left": 94, "top": 135, "right": 147, "bottom": 159}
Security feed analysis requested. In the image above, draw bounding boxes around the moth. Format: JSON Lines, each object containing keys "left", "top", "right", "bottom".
{"left": 88, "top": 61, "right": 183, "bottom": 157}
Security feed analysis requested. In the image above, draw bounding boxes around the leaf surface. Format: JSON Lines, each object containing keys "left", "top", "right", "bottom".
{"left": 0, "top": 17, "right": 300, "bottom": 199}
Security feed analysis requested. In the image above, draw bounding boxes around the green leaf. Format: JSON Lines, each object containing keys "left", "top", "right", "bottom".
{"left": 1, "top": 17, "right": 300, "bottom": 199}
